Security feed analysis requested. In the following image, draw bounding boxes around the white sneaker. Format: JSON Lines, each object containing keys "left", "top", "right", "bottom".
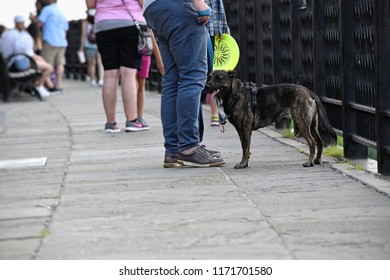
{"left": 91, "top": 80, "right": 96, "bottom": 87}
{"left": 98, "top": 79, "right": 103, "bottom": 87}
{"left": 85, "top": 75, "right": 91, "bottom": 82}
{"left": 35, "top": 85, "right": 50, "bottom": 100}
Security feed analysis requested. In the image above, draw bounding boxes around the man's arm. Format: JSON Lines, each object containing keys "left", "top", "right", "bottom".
{"left": 193, "top": 0, "right": 211, "bottom": 26}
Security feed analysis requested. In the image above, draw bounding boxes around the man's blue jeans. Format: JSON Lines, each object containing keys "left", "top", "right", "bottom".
{"left": 144, "top": 0, "right": 208, "bottom": 155}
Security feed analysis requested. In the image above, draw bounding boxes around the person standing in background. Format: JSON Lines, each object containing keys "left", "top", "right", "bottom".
{"left": 37, "top": 0, "right": 68, "bottom": 93}
{"left": 198, "top": 0, "right": 230, "bottom": 143}
{"left": 78, "top": 8, "right": 104, "bottom": 87}
{"left": 143, "top": 0, "right": 226, "bottom": 168}
{"left": 28, "top": 0, "right": 45, "bottom": 55}
{"left": 86, "top": 0, "right": 148, "bottom": 132}
{"left": 204, "top": 0, "right": 230, "bottom": 126}
{"left": 135, "top": 0, "right": 164, "bottom": 130}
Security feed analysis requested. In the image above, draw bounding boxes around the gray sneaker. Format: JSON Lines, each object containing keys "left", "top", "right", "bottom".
{"left": 200, "top": 144, "right": 222, "bottom": 158}
{"left": 105, "top": 122, "right": 121, "bottom": 133}
{"left": 137, "top": 117, "right": 151, "bottom": 130}
{"left": 177, "top": 146, "right": 226, "bottom": 167}
{"left": 163, "top": 154, "right": 182, "bottom": 168}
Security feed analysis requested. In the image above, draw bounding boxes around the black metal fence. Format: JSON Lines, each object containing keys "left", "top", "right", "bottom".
{"left": 220, "top": 0, "right": 390, "bottom": 175}
{"left": 64, "top": 0, "right": 390, "bottom": 175}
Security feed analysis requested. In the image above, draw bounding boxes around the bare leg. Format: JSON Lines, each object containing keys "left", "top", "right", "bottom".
{"left": 33, "top": 55, "right": 52, "bottom": 87}
{"left": 97, "top": 53, "right": 104, "bottom": 84}
{"left": 55, "top": 64, "right": 64, "bottom": 89}
{"left": 102, "top": 69, "right": 119, "bottom": 123}
{"left": 87, "top": 56, "right": 96, "bottom": 83}
{"left": 119, "top": 66, "right": 138, "bottom": 121}
{"left": 137, "top": 77, "right": 146, "bottom": 118}
{"left": 210, "top": 98, "right": 219, "bottom": 118}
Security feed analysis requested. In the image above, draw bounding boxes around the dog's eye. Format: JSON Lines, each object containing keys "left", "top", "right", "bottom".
{"left": 216, "top": 75, "right": 222, "bottom": 80}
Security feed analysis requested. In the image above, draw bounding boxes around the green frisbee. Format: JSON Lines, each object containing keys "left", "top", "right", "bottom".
{"left": 213, "top": 34, "right": 240, "bottom": 70}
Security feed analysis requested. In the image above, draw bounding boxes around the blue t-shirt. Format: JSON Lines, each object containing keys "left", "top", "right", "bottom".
{"left": 39, "top": 3, "right": 69, "bottom": 47}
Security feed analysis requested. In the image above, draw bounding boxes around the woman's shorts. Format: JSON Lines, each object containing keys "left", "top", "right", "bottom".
{"left": 96, "top": 26, "right": 142, "bottom": 70}
{"left": 137, "top": 56, "right": 151, "bottom": 79}
{"left": 84, "top": 47, "right": 98, "bottom": 59}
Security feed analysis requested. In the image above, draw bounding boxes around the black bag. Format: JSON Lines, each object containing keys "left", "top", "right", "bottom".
{"left": 136, "top": 24, "right": 153, "bottom": 56}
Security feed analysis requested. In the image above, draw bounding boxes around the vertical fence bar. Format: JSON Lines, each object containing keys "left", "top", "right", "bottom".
{"left": 254, "top": 0, "right": 265, "bottom": 85}
{"left": 261, "top": 0, "right": 274, "bottom": 84}
{"left": 237, "top": 0, "right": 248, "bottom": 80}
{"left": 292, "top": 0, "right": 303, "bottom": 84}
{"left": 313, "top": 0, "right": 325, "bottom": 97}
{"left": 272, "top": 0, "right": 282, "bottom": 83}
{"left": 342, "top": 0, "right": 368, "bottom": 159}
{"left": 376, "top": 0, "right": 390, "bottom": 175}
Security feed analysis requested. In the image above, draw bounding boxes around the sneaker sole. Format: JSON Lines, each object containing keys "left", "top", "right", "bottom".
{"left": 105, "top": 129, "right": 121, "bottom": 133}
{"left": 163, "top": 162, "right": 183, "bottom": 168}
{"left": 177, "top": 159, "right": 226, "bottom": 168}
{"left": 125, "top": 127, "right": 150, "bottom": 132}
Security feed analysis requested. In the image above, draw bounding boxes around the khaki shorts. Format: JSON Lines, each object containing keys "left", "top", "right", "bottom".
{"left": 42, "top": 42, "right": 66, "bottom": 66}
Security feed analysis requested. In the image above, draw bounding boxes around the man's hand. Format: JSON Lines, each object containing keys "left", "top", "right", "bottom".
{"left": 193, "top": 0, "right": 211, "bottom": 26}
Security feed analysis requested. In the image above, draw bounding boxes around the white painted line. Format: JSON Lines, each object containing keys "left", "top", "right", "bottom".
{"left": 0, "top": 157, "right": 47, "bottom": 169}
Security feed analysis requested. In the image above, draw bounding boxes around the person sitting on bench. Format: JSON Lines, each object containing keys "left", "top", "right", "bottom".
{"left": 0, "top": 15, "right": 53, "bottom": 99}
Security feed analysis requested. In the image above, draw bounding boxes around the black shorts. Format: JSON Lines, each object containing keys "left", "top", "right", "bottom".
{"left": 96, "top": 26, "right": 142, "bottom": 70}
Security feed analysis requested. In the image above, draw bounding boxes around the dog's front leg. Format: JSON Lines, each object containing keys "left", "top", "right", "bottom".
{"left": 235, "top": 128, "right": 252, "bottom": 169}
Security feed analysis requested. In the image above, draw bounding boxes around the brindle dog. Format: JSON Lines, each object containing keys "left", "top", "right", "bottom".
{"left": 205, "top": 70, "right": 337, "bottom": 169}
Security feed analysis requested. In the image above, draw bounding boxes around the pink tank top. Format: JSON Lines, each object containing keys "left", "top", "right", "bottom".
{"left": 95, "top": 0, "right": 146, "bottom": 24}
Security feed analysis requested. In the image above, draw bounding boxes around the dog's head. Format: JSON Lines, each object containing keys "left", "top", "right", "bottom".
{"left": 204, "top": 70, "right": 238, "bottom": 103}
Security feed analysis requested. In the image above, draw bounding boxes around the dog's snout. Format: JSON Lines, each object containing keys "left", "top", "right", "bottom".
{"left": 204, "top": 83, "right": 211, "bottom": 92}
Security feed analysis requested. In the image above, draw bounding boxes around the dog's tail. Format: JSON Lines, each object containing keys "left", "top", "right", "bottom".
{"left": 309, "top": 91, "right": 338, "bottom": 145}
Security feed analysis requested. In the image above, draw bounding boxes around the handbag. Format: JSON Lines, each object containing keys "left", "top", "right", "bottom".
{"left": 136, "top": 24, "right": 153, "bottom": 56}
{"left": 87, "top": 25, "right": 96, "bottom": 44}
{"left": 122, "top": 0, "right": 153, "bottom": 56}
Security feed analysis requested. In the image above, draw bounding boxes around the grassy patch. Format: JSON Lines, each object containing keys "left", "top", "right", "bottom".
{"left": 337, "top": 135, "right": 343, "bottom": 146}
{"left": 280, "top": 121, "right": 296, "bottom": 139}
{"left": 347, "top": 162, "right": 365, "bottom": 171}
{"left": 40, "top": 227, "right": 51, "bottom": 238}
{"left": 281, "top": 127, "right": 296, "bottom": 139}
{"left": 323, "top": 145, "right": 344, "bottom": 158}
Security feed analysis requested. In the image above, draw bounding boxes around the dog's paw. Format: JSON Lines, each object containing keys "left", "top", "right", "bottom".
{"left": 302, "top": 161, "right": 314, "bottom": 167}
{"left": 314, "top": 158, "right": 322, "bottom": 165}
{"left": 234, "top": 162, "right": 248, "bottom": 169}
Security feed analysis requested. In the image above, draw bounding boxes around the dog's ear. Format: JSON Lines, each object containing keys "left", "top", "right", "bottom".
{"left": 228, "top": 70, "right": 238, "bottom": 79}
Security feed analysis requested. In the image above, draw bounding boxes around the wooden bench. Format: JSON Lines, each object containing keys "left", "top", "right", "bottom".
{"left": 0, "top": 53, "right": 42, "bottom": 102}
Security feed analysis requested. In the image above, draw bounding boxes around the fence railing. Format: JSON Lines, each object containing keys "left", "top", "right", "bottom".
{"left": 221, "top": 0, "right": 390, "bottom": 175}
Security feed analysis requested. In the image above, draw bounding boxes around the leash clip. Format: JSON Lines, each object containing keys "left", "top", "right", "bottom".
{"left": 219, "top": 117, "right": 228, "bottom": 133}
{"left": 220, "top": 123, "right": 226, "bottom": 133}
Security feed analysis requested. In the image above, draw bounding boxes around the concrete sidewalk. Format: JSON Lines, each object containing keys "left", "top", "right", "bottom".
{"left": 0, "top": 79, "right": 390, "bottom": 260}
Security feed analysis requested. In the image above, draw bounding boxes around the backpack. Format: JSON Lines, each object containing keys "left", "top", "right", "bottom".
{"left": 87, "top": 25, "right": 96, "bottom": 44}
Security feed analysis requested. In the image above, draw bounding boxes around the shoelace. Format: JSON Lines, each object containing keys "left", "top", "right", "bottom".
{"left": 196, "top": 146, "right": 216, "bottom": 160}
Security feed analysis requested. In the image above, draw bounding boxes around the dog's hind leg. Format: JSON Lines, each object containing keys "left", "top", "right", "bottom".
{"left": 311, "top": 114, "right": 324, "bottom": 164}
{"left": 293, "top": 115, "right": 317, "bottom": 167}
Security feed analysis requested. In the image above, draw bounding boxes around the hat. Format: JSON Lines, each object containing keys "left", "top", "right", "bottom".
{"left": 14, "top": 15, "right": 25, "bottom": 24}
{"left": 87, "top": 9, "right": 96, "bottom": 16}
